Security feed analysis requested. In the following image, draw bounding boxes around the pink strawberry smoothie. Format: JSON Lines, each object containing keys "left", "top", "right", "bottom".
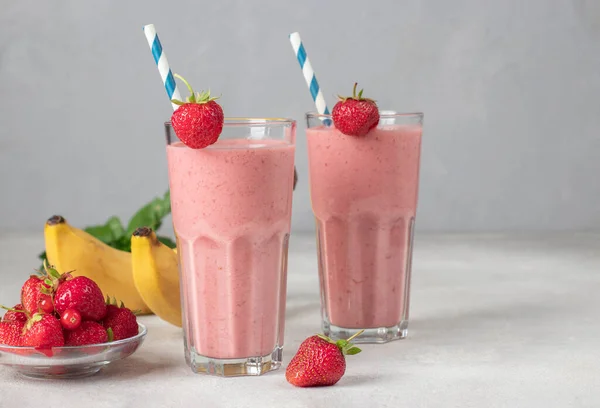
{"left": 166, "top": 139, "right": 295, "bottom": 360}
{"left": 307, "top": 124, "right": 422, "bottom": 329}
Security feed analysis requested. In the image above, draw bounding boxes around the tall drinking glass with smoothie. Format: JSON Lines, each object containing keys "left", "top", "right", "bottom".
{"left": 306, "top": 83, "right": 423, "bottom": 343}
{"left": 165, "top": 75, "right": 296, "bottom": 376}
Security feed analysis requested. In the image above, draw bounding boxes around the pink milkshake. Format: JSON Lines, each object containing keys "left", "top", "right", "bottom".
{"left": 306, "top": 112, "right": 423, "bottom": 343}
{"left": 165, "top": 119, "right": 295, "bottom": 375}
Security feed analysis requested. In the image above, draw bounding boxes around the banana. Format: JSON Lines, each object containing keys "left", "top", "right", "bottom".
{"left": 130, "top": 227, "right": 182, "bottom": 327}
{"left": 44, "top": 215, "right": 152, "bottom": 314}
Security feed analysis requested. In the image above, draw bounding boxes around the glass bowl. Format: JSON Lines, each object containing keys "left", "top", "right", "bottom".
{"left": 0, "top": 323, "right": 147, "bottom": 379}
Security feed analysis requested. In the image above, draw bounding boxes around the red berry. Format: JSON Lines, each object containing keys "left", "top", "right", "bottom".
{"left": 102, "top": 304, "right": 138, "bottom": 341}
{"left": 39, "top": 297, "right": 54, "bottom": 314}
{"left": 331, "top": 83, "right": 380, "bottom": 137}
{"left": 60, "top": 308, "right": 82, "bottom": 331}
{"left": 21, "top": 276, "right": 52, "bottom": 314}
{"left": 285, "top": 331, "right": 363, "bottom": 387}
{"left": 2, "top": 304, "right": 27, "bottom": 324}
{"left": 64, "top": 321, "right": 108, "bottom": 346}
{"left": 0, "top": 321, "right": 24, "bottom": 346}
{"left": 170, "top": 74, "right": 224, "bottom": 149}
{"left": 55, "top": 276, "right": 107, "bottom": 321}
{"left": 22, "top": 313, "right": 64, "bottom": 348}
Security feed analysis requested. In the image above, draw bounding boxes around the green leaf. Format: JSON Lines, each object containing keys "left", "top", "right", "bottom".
{"left": 157, "top": 236, "right": 176, "bottom": 249}
{"left": 84, "top": 224, "right": 115, "bottom": 245}
{"left": 105, "top": 216, "right": 126, "bottom": 241}
{"left": 38, "top": 251, "right": 48, "bottom": 270}
{"left": 107, "top": 327, "right": 114, "bottom": 343}
{"left": 111, "top": 236, "right": 131, "bottom": 253}
{"left": 345, "top": 346, "right": 362, "bottom": 355}
{"left": 336, "top": 339, "right": 349, "bottom": 348}
{"left": 126, "top": 191, "right": 171, "bottom": 236}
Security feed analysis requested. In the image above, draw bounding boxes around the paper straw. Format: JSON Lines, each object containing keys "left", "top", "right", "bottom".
{"left": 289, "top": 32, "right": 331, "bottom": 122}
{"left": 143, "top": 24, "right": 182, "bottom": 111}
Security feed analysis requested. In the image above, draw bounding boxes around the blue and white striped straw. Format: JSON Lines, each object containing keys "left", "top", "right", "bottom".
{"left": 143, "top": 24, "right": 182, "bottom": 111}
{"left": 289, "top": 32, "right": 331, "bottom": 122}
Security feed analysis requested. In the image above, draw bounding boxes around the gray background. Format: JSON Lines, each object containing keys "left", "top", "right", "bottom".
{"left": 1, "top": 0, "right": 599, "bottom": 234}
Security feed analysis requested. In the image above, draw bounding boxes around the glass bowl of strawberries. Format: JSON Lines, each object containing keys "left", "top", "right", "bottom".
{"left": 0, "top": 263, "right": 148, "bottom": 379}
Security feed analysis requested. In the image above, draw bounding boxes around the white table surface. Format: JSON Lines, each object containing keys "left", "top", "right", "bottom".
{"left": 0, "top": 232, "right": 599, "bottom": 408}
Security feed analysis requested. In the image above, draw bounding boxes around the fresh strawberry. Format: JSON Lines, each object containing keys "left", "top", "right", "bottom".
{"left": 22, "top": 313, "right": 64, "bottom": 348}
{"left": 0, "top": 321, "right": 24, "bottom": 346}
{"left": 60, "top": 308, "right": 82, "bottom": 331}
{"left": 20, "top": 262, "right": 70, "bottom": 314}
{"left": 331, "top": 83, "right": 380, "bottom": 137}
{"left": 285, "top": 330, "right": 364, "bottom": 387}
{"left": 1, "top": 304, "right": 27, "bottom": 324}
{"left": 55, "top": 276, "right": 107, "bottom": 321}
{"left": 102, "top": 300, "right": 138, "bottom": 341}
{"left": 21, "top": 276, "right": 53, "bottom": 314}
{"left": 64, "top": 321, "right": 109, "bottom": 346}
{"left": 170, "top": 74, "right": 224, "bottom": 149}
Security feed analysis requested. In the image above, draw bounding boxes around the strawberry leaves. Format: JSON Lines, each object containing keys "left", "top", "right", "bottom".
{"left": 171, "top": 74, "right": 219, "bottom": 106}
{"left": 317, "top": 330, "right": 364, "bottom": 356}
{"left": 337, "top": 82, "right": 375, "bottom": 103}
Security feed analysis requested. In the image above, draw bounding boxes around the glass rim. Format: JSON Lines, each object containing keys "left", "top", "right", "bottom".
{"left": 165, "top": 117, "right": 296, "bottom": 128}
{"left": 306, "top": 111, "right": 424, "bottom": 119}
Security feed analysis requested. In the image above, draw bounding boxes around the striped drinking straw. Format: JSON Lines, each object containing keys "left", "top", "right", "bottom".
{"left": 289, "top": 32, "right": 331, "bottom": 125}
{"left": 143, "top": 24, "right": 182, "bottom": 111}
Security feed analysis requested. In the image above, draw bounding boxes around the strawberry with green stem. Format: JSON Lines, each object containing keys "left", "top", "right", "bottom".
{"left": 332, "top": 82, "right": 380, "bottom": 137}
{"left": 102, "top": 296, "right": 139, "bottom": 341}
{"left": 286, "top": 330, "right": 364, "bottom": 387}
{"left": 21, "top": 313, "right": 64, "bottom": 348}
{"left": 20, "top": 261, "right": 68, "bottom": 314}
{"left": 1, "top": 304, "right": 27, "bottom": 324}
{"left": 170, "top": 74, "right": 224, "bottom": 149}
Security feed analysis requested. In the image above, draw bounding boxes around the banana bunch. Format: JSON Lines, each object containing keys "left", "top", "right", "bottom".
{"left": 44, "top": 216, "right": 182, "bottom": 327}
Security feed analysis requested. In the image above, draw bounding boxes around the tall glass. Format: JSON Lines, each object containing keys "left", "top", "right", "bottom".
{"left": 306, "top": 111, "right": 423, "bottom": 343}
{"left": 165, "top": 118, "right": 296, "bottom": 376}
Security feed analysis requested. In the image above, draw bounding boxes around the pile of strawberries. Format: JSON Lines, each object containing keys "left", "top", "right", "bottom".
{"left": 0, "top": 263, "right": 138, "bottom": 349}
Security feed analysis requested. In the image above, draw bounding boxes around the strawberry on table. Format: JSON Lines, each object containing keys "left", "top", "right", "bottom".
{"left": 332, "top": 83, "right": 380, "bottom": 137}
{"left": 285, "top": 330, "right": 364, "bottom": 387}
{"left": 55, "top": 276, "right": 107, "bottom": 321}
{"left": 22, "top": 313, "right": 64, "bottom": 348}
{"left": 102, "top": 299, "right": 138, "bottom": 341}
{"left": 170, "top": 74, "right": 224, "bottom": 149}
{"left": 64, "top": 321, "right": 109, "bottom": 346}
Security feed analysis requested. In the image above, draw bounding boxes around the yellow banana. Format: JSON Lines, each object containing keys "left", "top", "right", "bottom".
{"left": 44, "top": 215, "right": 152, "bottom": 314}
{"left": 130, "top": 227, "right": 182, "bottom": 327}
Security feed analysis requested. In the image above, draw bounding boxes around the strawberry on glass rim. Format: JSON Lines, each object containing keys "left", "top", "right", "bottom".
{"left": 170, "top": 74, "right": 224, "bottom": 149}
{"left": 331, "top": 82, "right": 380, "bottom": 137}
